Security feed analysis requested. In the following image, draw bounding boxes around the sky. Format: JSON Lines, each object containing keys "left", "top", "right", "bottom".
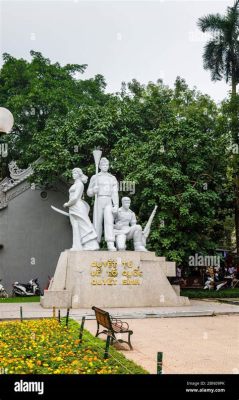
{"left": 0, "top": 0, "right": 236, "bottom": 103}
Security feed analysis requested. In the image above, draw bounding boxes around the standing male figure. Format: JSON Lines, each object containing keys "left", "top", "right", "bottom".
{"left": 87, "top": 157, "right": 118, "bottom": 251}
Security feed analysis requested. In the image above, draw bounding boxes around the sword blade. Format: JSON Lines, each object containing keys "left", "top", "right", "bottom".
{"left": 51, "top": 205, "right": 69, "bottom": 217}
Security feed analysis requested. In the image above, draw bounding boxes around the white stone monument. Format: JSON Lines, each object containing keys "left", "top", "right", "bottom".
{"left": 41, "top": 152, "right": 190, "bottom": 308}
{"left": 87, "top": 156, "right": 118, "bottom": 251}
{"left": 63, "top": 168, "right": 99, "bottom": 251}
{"left": 114, "top": 197, "right": 149, "bottom": 251}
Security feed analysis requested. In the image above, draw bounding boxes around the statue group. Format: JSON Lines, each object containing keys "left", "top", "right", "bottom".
{"left": 53, "top": 152, "right": 157, "bottom": 252}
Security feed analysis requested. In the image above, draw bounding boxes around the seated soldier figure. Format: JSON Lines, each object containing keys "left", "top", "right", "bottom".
{"left": 114, "top": 197, "right": 147, "bottom": 251}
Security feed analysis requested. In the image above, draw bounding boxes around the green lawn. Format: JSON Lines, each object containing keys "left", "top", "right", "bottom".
{"left": 0, "top": 296, "right": 40, "bottom": 303}
{"left": 181, "top": 288, "right": 239, "bottom": 298}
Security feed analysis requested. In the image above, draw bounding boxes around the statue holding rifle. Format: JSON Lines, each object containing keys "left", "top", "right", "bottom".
{"left": 51, "top": 151, "right": 157, "bottom": 252}
{"left": 114, "top": 197, "right": 157, "bottom": 251}
{"left": 44, "top": 150, "right": 185, "bottom": 311}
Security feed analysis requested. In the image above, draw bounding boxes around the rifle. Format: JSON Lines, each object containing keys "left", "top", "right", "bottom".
{"left": 143, "top": 205, "right": 158, "bottom": 241}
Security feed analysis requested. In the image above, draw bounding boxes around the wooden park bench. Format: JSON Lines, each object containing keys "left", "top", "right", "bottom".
{"left": 92, "top": 306, "right": 133, "bottom": 350}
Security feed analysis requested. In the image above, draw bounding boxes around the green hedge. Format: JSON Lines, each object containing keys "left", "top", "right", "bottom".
{"left": 181, "top": 288, "right": 239, "bottom": 298}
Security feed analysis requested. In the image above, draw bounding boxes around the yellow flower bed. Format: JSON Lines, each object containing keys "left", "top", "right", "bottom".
{"left": 0, "top": 319, "right": 147, "bottom": 374}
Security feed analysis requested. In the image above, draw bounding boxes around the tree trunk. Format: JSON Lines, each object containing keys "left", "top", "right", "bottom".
{"left": 232, "top": 80, "right": 237, "bottom": 97}
{"left": 235, "top": 176, "right": 239, "bottom": 257}
{"left": 231, "top": 78, "right": 239, "bottom": 256}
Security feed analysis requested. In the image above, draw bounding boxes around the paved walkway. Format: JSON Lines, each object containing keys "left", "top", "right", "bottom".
{"left": 0, "top": 300, "right": 238, "bottom": 374}
{"left": 0, "top": 299, "right": 238, "bottom": 320}
{"left": 84, "top": 314, "right": 239, "bottom": 374}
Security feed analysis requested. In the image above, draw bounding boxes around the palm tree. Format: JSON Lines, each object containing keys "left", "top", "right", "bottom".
{"left": 198, "top": 1, "right": 239, "bottom": 255}
{"left": 198, "top": 0, "right": 239, "bottom": 96}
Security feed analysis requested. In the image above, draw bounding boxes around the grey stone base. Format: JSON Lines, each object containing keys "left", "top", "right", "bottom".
{"left": 172, "top": 284, "right": 181, "bottom": 296}
{"left": 41, "top": 250, "right": 190, "bottom": 308}
{"left": 40, "top": 290, "right": 71, "bottom": 308}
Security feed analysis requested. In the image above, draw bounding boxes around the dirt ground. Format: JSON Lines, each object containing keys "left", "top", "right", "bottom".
{"left": 85, "top": 315, "right": 239, "bottom": 374}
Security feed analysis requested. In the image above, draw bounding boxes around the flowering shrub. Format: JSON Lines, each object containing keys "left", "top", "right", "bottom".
{"left": 0, "top": 318, "right": 147, "bottom": 374}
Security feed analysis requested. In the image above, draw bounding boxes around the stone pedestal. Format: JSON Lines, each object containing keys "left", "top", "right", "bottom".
{"left": 41, "top": 290, "right": 71, "bottom": 308}
{"left": 40, "top": 250, "right": 190, "bottom": 308}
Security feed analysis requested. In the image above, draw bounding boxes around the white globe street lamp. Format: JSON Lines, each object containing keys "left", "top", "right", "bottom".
{"left": 0, "top": 107, "right": 14, "bottom": 134}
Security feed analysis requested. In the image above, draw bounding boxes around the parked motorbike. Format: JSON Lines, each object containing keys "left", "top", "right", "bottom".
{"left": 12, "top": 278, "right": 42, "bottom": 297}
{"left": 204, "top": 273, "right": 238, "bottom": 291}
{"left": 203, "top": 277, "right": 214, "bottom": 290}
{"left": 0, "top": 279, "right": 8, "bottom": 298}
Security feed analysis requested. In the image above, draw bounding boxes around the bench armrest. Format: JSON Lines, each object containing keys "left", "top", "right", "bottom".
{"left": 111, "top": 317, "right": 129, "bottom": 330}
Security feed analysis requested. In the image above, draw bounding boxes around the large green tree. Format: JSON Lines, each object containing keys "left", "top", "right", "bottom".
{"left": 0, "top": 51, "right": 233, "bottom": 263}
{"left": 0, "top": 50, "right": 109, "bottom": 172}
{"left": 112, "top": 79, "right": 232, "bottom": 262}
{"left": 29, "top": 77, "right": 232, "bottom": 263}
{"left": 198, "top": 0, "right": 239, "bottom": 255}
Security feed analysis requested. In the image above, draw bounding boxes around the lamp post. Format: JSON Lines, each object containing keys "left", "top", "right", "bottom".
{"left": 0, "top": 107, "right": 14, "bottom": 180}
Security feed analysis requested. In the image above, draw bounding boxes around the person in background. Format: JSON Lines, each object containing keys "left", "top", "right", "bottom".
{"left": 228, "top": 265, "right": 236, "bottom": 276}
{"left": 236, "top": 264, "right": 239, "bottom": 279}
{"left": 224, "top": 266, "right": 228, "bottom": 276}
{"left": 176, "top": 266, "right": 182, "bottom": 279}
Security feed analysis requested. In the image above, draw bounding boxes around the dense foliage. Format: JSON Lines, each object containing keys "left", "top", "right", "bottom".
{"left": 0, "top": 51, "right": 109, "bottom": 168}
{"left": 198, "top": 0, "right": 239, "bottom": 255}
{"left": 0, "top": 52, "right": 234, "bottom": 263}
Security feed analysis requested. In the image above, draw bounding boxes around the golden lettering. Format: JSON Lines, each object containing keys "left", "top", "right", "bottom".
{"left": 90, "top": 270, "right": 102, "bottom": 276}
{"left": 122, "top": 279, "right": 141, "bottom": 285}
{"left": 91, "top": 262, "right": 97, "bottom": 267}
{"left": 133, "top": 269, "right": 143, "bottom": 277}
{"left": 90, "top": 277, "right": 118, "bottom": 285}
{"left": 108, "top": 270, "right": 118, "bottom": 277}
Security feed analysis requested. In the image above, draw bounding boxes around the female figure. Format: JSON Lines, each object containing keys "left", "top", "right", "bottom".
{"left": 64, "top": 168, "right": 99, "bottom": 250}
